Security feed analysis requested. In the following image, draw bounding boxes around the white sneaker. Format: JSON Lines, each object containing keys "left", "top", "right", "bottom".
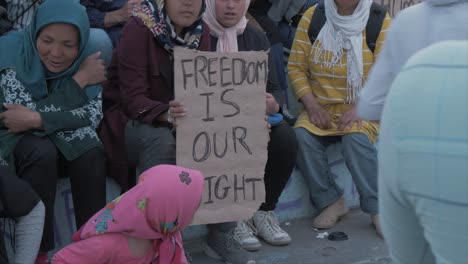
{"left": 233, "top": 221, "right": 261, "bottom": 251}
{"left": 253, "top": 211, "right": 291, "bottom": 246}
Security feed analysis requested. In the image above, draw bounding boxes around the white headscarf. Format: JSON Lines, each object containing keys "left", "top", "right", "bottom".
{"left": 313, "top": 0, "right": 373, "bottom": 103}
{"left": 203, "top": 0, "right": 251, "bottom": 52}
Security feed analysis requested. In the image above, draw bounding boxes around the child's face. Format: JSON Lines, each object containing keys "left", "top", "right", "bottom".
{"left": 215, "top": 0, "right": 246, "bottom": 28}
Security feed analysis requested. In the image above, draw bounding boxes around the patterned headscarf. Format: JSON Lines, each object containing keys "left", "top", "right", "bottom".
{"left": 132, "top": 0, "right": 206, "bottom": 52}
{"left": 73, "top": 165, "right": 204, "bottom": 264}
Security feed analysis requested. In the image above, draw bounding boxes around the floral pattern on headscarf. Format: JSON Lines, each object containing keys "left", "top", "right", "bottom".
{"left": 132, "top": 0, "right": 205, "bottom": 52}
{"left": 73, "top": 165, "right": 204, "bottom": 264}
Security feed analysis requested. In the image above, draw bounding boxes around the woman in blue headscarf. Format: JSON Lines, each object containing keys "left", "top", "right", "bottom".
{"left": 0, "top": 0, "right": 107, "bottom": 261}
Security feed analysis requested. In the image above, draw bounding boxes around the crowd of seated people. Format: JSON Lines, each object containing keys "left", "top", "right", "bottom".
{"left": 1, "top": 0, "right": 466, "bottom": 263}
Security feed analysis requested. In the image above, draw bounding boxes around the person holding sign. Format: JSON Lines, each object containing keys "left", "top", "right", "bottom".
{"left": 288, "top": 0, "right": 391, "bottom": 235}
{"left": 52, "top": 165, "right": 204, "bottom": 264}
{"left": 98, "top": 0, "right": 211, "bottom": 192}
{"left": 199, "top": 0, "right": 298, "bottom": 259}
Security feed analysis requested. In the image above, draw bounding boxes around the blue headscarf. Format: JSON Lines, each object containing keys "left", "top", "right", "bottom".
{"left": 0, "top": 0, "right": 100, "bottom": 99}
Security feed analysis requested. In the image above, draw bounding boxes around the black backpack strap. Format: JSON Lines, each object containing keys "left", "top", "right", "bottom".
{"left": 307, "top": 1, "right": 326, "bottom": 46}
{"left": 365, "top": 2, "right": 387, "bottom": 53}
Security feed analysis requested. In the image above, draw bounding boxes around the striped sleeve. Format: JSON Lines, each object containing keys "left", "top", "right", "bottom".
{"left": 6, "top": 0, "right": 39, "bottom": 30}
{"left": 287, "top": 6, "right": 316, "bottom": 100}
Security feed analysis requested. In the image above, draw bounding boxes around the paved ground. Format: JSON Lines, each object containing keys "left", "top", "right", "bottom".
{"left": 185, "top": 210, "right": 390, "bottom": 264}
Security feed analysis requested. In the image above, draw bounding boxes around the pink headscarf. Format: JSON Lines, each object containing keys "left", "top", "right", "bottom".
{"left": 72, "top": 165, "right": 204, "bottom": 264}
{"left": 203, "top": 0, "right": 251, "bottom": 52}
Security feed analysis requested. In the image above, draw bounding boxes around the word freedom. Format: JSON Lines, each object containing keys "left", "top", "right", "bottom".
{"left": 180, "top": 56, "right": 268, "bottom": 90}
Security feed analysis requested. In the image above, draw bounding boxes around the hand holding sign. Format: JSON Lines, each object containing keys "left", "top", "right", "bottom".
{"left": 167, "top": 100, "right": 186, "bottom": 126}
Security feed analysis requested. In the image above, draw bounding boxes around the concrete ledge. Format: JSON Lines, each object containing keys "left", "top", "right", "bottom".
{"left": 3, "top": 143, "right": 361, "bottom": 259}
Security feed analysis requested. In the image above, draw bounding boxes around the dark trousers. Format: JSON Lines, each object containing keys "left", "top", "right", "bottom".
{"left": 12, "top": 134, "right": 106, "bottom": 252}
{"left": 209, "top": 121, "right": 297, "bottom": 234}
{"left": 0, "top": 234, "right": 6, "bottom": 264}
{"left": 259, "top": 121, "right": 298, "bottom": 211}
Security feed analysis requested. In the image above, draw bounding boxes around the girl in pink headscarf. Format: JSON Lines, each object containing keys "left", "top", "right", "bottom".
{"left": 51, "top": 165, "right": 204, "bottom": 264}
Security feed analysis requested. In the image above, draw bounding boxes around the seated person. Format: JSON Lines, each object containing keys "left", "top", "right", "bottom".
{"left": 1, "top": 0, "right": 112, "bottom": 64}
{"left": 0, "top": 0, "right": 107, "bottom": 261}
{"left": 52, "top": 165, "right": 204, "bottom": 264}
{"left": 0, "top": 165, "right": 45, "bottom": 264}
{"left": 288, "top": 0, "right": 391, "bottom": 236}
{"left": 99, "top": 1, "right": 259, "bottom": 263}
{"left": 201, "top": 0, "right": 298, "bottom": 255}
{"left": 80, "top": 0, "right": 142, "bottom": 47}
{"left": 98, "top": 0, "right": 211, "bottom": 192}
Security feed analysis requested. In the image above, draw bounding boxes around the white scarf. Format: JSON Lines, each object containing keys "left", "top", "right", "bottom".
{"left": 313, "top": 0, "right": 372, "bottom": 103}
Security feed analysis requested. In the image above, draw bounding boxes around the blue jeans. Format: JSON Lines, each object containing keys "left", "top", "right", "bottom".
{"left": 295, "top": 128, "right": 378, "bottom": 214}
{"left": 89, "top": 28, "right": 113, "bottom": 67}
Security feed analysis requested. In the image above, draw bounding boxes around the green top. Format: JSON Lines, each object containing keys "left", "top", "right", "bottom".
{"left": 0, "top": 0, "right": 103, "bottom": 165}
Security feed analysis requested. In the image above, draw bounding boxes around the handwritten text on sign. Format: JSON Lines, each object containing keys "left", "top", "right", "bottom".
{"left": 174, "top": 47, "right": 269, "bottom": 225}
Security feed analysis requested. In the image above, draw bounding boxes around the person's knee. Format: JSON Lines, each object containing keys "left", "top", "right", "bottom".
{"left": 89, "top": 28, "right": 113, "bottom": 66}
{"left": 139, "top": 127, "right": 176, "bottom": 164}
{"left": 79, "top": 147, "right": 106, "bottom": 164}
{"left": 22, "top": 136, "right": 58, "bottom": 165}
{"left": 341, "top": 133, "right": 370, "bottom": 150}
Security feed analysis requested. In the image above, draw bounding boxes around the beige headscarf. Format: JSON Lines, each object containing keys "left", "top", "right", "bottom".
{"left": 202, "top": 0, "right": 251, "bottom": 52}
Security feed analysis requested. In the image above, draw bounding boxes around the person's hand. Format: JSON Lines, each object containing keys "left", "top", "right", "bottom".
{"left": 265, "top": 93, "right": 279, "bottom": 115}
{"left": 166, "top": 100, "right": 186, "bottom": 127}
{"left": 73, "top": 52, "right": 106, "bottom": 87}
{"left": 265, "top": 115, "right": 272, "bottom": 133}
{"left": 337, "top": 106, "right": 362, "bottom": 131}
{"left": 119, "top": 0, "right": 141, "bottom": 22}
{"left": 306, "top": 103, "right": 331, "bottom": 129}
{"left": 0, "top": 104, "right": 42, "bottom": 133}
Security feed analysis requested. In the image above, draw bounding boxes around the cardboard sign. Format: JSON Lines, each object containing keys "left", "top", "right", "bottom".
{"left": 374, "top": 0, "right": 422, "bottom": 16}
{"left": 174, "top": 47, "right": 269, "bottom": 225}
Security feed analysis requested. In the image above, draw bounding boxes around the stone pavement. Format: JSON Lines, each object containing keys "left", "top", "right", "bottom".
{"left": 186, "top": 210, "right": 391, "bottom": 264}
